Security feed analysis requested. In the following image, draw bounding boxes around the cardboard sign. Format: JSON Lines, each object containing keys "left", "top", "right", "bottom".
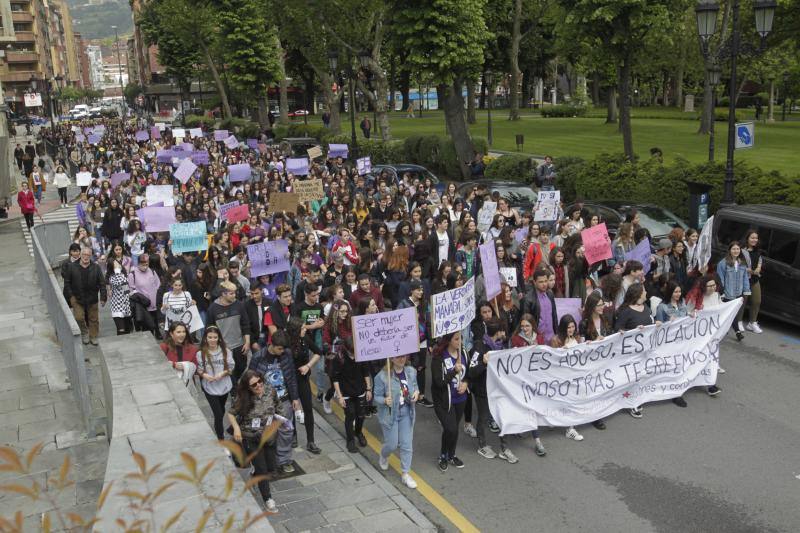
{"left": 135, "top": 130, "right": 149, "bottom": 142}
{"left": 328, "top": 143, "right": 348, "bottom": 158}
{"left": 76, "top": 171, "right": 93, "bottom": 187}
{"left": 352, "top": 307, "right": 420, "bottom": 362}
{"left": 625, "top": 238, "right": 652, "bottom": 275}
{"left": 146, "top": 185, "right": 174, "bottom": 207}
{"left": 247, "top": 239, "right": 290, "bottom": 277}
{"left": 172, "top": 128, "right": 186, "bottom": 139}
{"left": 267, "top": 192, "right": 300, "bottom": 214}
{"left": 479, "top": 242, "right": 502, "bottom": 300}
{"left": 307, "top": 145, "right": 323, "bottom": 159}
{"left": 500, "top": 267, "right": 518, "bottom": 288}
{"left": 477, "top": 201, "right": 497, "bottom": 232}
{"left": 174, "top": 159, "right": 197, "bottom": 185}
{"left": 110, "top": 172, "right": 130, "bottom": 189}
{"left": 228, "top": 163, "right": 252, "bottom": 183}
{"left": 223, "top": 135, "right": 239, "bottom": 149}
{"left": 137, "top": 206, "right": 176, "bottom": 233}
{"left": 581, "top": 223, "right": 613, "bottom": 265}
{"left": 555, "top": 297, "right": 583, "bottom": 324}
{"left": 213, "top": 130, "right": 229, "bottom": 141}
{"left": 218, "top": 201, "right": 239, "bottom": 219}
{"left": 170, "top": 221, "right": 208, "bottom": 254}
{"left": 356, "top": 156, "right": 372, "bottom": 176}
{"left": 293, "top": 179, "right": 325, "bottom": 203}
{"left": 286, "top": 157, "right": 309, "bottom": 176}
{"left": 431, "top": 277, "right": 476, "bottom": 338}
{"left": 224, "top": 204, "right": 250, "bottom": 223}
{"left": 189, "top": 128, "right": 203, "bottom": 138}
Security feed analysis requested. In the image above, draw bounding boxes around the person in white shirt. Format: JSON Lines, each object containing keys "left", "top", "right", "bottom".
{"left": 51, "top": 165, "right": 71, "bottom": 208}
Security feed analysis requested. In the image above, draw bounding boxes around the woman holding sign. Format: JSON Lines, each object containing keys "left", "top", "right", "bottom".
{"left": 373, "top": 354, "right": 419, "bottom": 489}
{"left": 431, "top": 331, "right": 469, "bottom": 471}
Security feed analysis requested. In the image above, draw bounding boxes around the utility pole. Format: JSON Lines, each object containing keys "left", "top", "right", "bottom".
{"left": 0, "top": 73, "right": 12, "bottom": 216}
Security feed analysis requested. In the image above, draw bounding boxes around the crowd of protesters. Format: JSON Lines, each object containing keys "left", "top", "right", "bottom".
{"left": 41, "top": 117, "right": 764, "bottom": 511}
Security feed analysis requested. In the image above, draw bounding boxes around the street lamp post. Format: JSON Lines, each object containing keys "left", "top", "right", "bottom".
{"left": 707, "top": 66, "right": 721, "bottom": 161}
{"left": 695, "top": 0, "right": 776, "bottom": 207}
{"left": 111, "top": 25, "right": 125, "bottom": 118}
{"left": 328, "top": 50, "right": 359, "bottom": 158}
{"left": 486, "top": 70, "right": 493, "bottom": 147}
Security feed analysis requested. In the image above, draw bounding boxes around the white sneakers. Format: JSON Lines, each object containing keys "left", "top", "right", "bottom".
{"left": 322, "top": 398, "right": 332, "bottom": 414}
{"left": 401, "top": 473, "right": 417, "bottom": 489}
{"left": 737, "top": 321, "right": 745, "bottom": 332}
{"left": 463, "top": 423, "right": 477, "bottom": 438}
{"left": 746, "top": 322, "right": 763, "bottom": 334}
{"left": 477, "top": 445, "right": 497, "bottom": 459}
{"left": 265, "top": 498, "right": 277, "bottom": 512}
{"left": 565, "top": 427, "right": 584, "bottom": 441}
{"left": 379, "top": 454, "right": 389, "bottom": 471}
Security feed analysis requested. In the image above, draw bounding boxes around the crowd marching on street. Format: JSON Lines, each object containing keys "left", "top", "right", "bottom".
{"left": 32, "top": 116, "right": 764, "bottom": 513}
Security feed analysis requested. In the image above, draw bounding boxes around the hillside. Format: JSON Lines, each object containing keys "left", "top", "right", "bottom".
{"left": 67, "top": 0, "right": 133, "bottom": 40}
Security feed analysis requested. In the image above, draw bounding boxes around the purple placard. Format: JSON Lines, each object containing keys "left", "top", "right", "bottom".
{"left": 328, "top": 143, "right": 348, "bottom": 158}
{"left": 356, "top": 156, "right": 371, "bottom": 176}
{"left": 286, "top": 158, "right": 309, "bottom": 176}
{"left": 110, "top": 172, "right": 130, "bottom": 189}
{"left": 156, "top": 150, "right": 174, "bottom": 163}
{"left": 136, "top": 206, "right": 176, "bottom": 233}
{"left": 247, "top": 239, "right": 290, "bottom": 277}
{"left": 352, "top": 307, "right": 420, "bottom": 362}
{"left": 135, "top": 130, "right": 149, "bottom": 142}
{"left": 514, "top": 226, "right": 529, "bottom": 244}
{"left": 191, "top": 150, "right": 210, "bottom": 165}
{"left": 178, "top": 142, "right": 192, "bottom": 151}
{"left": 82, "top": 127, "right": 92, "bottom": 136}
{"left": 223, "top": 135, "right": 239, "bottom": 149}
{"left": 479, "top": 242, "right": 501, "bottom": 300}
{"left": 150, "top": 126, "right": 161, "bottom": 140}
{"left": 213, "top": 130, "right": 229, "bottom": 141}
{"left": 246, "top": 138, "right": 259, "bottom": 150}
{"left": 174, "top": 158, "right": 197, "bottom": 184}
{"left": 75, "top": 133, "right": 85, "bottom": 143}
{"left": 218, "top": 201, "right": 239, "bottom": 218}
{"left": 555, "top": 298, "right": 583, "bottom": 325}
{"left": 87, "top": 134, "right": 101, "bottom": 145}
{"left": 625, "top": 237, "right": 652, "bottom": 275}
{"left": 228, "top": 163, "right": 252, "bottom": 182}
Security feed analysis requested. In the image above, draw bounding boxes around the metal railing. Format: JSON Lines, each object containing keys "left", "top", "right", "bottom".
{"left": 30, "top": 224, "right": 94, "bottom": 437}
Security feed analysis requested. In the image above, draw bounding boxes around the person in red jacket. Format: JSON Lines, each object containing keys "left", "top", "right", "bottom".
{"left": 160, "top": 321, "right": 199, "bottom": 369}
{"left": 349, "top": 274, "right": 385, "bottom": 312}
{"left": 17, "top": 181, "right": 37, "bottom": 229}
{"left": 523, "top": 231, "right": 556, "bottom": 281}
{"left": 332, "top": 228, "right": 360, "bottom": 266}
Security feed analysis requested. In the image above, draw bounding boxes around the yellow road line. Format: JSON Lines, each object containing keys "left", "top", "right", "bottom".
{"left": 310, "top": 385, "right": 480, "bottom": 533}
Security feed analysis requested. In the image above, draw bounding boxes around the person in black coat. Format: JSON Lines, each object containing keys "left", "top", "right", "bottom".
{"left": 101, "top": 199, "right": 125, "bottom": 244}
{"left": 63, "top": 247, "right": 107, "bottom": 344}
{"left": 244, "top": 283, "right": 270, "bottom": 350}
{"left": 426, "top": 215, "right": 456, "bottom": 269}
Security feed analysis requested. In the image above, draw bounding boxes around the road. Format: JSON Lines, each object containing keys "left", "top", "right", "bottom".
{"left": 317, "top": 317, "right": 800, "bottom": 532}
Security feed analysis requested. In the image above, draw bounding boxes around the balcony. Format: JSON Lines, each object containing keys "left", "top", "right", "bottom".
{"left": 1, "top": 70, "right": 39, "bottom": 83}
{"left": 11, "top": 11, "right": 33, "bottom": 23}
{"left": 13, "top": 31, "right": 35, "bottom": 42}
{"left": 5, "top": 51, "right": 38, "bottom": 63}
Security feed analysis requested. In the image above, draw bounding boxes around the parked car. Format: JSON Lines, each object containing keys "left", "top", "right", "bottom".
{"left": 288, "top": 109, "right": 309, "bottom": 117}
{"left": 711, "top": 205, "right": 800, "bottom": 326}
{"left": 457, "top": 180, "right": 539, "bottom": 212}
{"left": 371, "top": 164, "right": 441, "bottom": 186}
{"left": 563, "top": 201, "right": 688, "bottom": 242}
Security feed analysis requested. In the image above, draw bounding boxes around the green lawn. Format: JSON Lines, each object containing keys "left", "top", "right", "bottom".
{"left": 302, "top": 107, "right": 800, "bottom": 175}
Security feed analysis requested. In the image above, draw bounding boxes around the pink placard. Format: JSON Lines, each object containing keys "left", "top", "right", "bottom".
{"left": 581, "top": 223, "right": 613, "bottom": 265}
{"left": 174, "top": 158, "right": 197, "bottom": 184}
{"left": 224, "top": 203, "right": 250, "bottom": 223}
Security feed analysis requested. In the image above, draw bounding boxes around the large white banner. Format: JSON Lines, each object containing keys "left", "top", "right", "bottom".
{"left": 487, "top": 299, "right": 741, "bottom": 434}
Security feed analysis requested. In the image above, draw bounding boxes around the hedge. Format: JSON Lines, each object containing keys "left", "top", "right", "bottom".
{"left": 485, "top": 154, "right": 537, "bottom": 183}
{"left": 219, "top": 117, "right": 260, "bottom": 139}
{"left": 183, "top": 114, "right": 216, "bottom": 128}
{"left": 554, "top": 153, "right": 800, "bottom": 221}
{"left": 541, "top": 104, "right": 588, "bottom": 118}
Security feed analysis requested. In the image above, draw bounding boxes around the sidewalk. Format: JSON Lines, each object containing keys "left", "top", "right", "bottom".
{"left": 0, "top": 222, "right": 108, "bottom": 526}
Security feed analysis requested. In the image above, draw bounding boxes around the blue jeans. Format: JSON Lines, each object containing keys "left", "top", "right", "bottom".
{"left": 380, "top": 405, "right": 414, "bottom": 473}
{"left": 313, "top": 358, "right": 327, "bottom": 394}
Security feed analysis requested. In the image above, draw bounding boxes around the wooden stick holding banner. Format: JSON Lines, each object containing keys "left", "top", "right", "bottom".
{"left": 386, "top": 357, "right": 392, "bottom": 416}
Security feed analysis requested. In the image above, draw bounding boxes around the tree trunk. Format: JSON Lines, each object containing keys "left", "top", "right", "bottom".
{"left": 617, "top": 60, "right": 634, "bottom": 160}
{"left": 591, "top": 72, "right": 601, "bottom": 106}
{"left": 521, "top": 68, "right": 531, "bottom": 109}
{"left": 767, "top": 79, "right": 775, "bottom": 122}
{"left": 467, "top": 81, "right": 476, "bottom": 124}
{"left": 303, "top": 71, "right": 316, "bottom": 115}
{"left": 508, "top": 0, "right": 522, "bottom": 120}
{"left": 662, "top": 71, "right": 670, "bottom": 107}
{"left": 199, "top": 41, "right": 231, "bottom": 119}
{"left": 320, "top": 72, "right": 342, "bottom": 134}
{"left": 606, "top": 86, "right": 618, "bottom": 124}
{"left": 388, "top": 57, "right": 396, "bottom": 113}
{"left": 674, "top": 35, "right": 687, "bottom": 108}
{"left": 399, "top": 67, "right": 410, "bottom": 112}
{"left": 438, "top": 80, "right": 474, "bottom": 180}
{"left": 257, "top": 93, "right": 269, "bottom": 128}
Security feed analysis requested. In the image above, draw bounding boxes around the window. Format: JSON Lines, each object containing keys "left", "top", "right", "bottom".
{"left": 716, "top": 219, "right": 751, "bottom": 248}
{"left": 767, "top": 230, "right": 798, "bottom": 266}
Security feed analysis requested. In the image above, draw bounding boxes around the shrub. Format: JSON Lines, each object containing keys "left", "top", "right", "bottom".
{"left": 219, "top": 117, "right": 260, "bottom": 139}
{"left": 541, "top": 104, "right": 588, "bottom": 118}
{"left": 485, "top": 154, "right": 536, "bottom": 183}
{"left": 183, "top": 114, "right": 215, "bottom": 128}
{"left": 272, "top": 124, "right": 289, "bottom": 140}
{"left": 286, "top": 123, "right": 328, "bottom": 139}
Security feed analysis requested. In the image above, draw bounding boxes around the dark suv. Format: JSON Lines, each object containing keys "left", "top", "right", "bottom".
{"left": 712, "top": 205, "right": 800, "bottom": 326}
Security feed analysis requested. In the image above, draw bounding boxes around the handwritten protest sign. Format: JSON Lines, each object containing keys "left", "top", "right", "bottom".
{"left": 135, "top": 130, "right": 149, "bottom": 142}
{"left": 218, "top": 201, "right": 239, "bottom": 219}
{"left": 155, "top": 123, "right": 166, "bottom": 131}
{"left": 191, "top": 150, "right": 210, "bottom": 165}
{"left": 514, "top": 226, "right": 529, "bottom": 244}
{"left": 537, "top": 190, "right": 560, "bottom": 204}
{"left": 294, "top": 179, "right": 325, "bottom": 203}
{"left": 267, "top": 192, "right": 300, "bottom": 214}
{"left": 534, "top": 202, "right": 559, "bottom": 222}
{"left": 307, "top": 145, "right": 323, "bottom": 159}
{"left": 431, "top": 277, "right": 476, "bottom": 338}
{"left": 246, "top": 138, "right": 259, "bottom": 150}
{"left": 625, "top": 238, "right": 652, "bottom": 274}
{"left": 174, "top": 159, "right": 197, "bottom": 185}
{"left": 146, "top": 185, "right": 174, "bottom": 207}
{"left": 247, "top": 240, "right": 290, "bottom": 277}
{"left": 477, "top": 201, "right": 497, "bottom": 232}
{"left": 224, "top": 204, "right": 249, "bottom": 223}
{"left": 555, "top": 298, "right": 583, "bottom": 324}
{"left": 695, "top": 215, "right": 714, "bottom": 270}
{"left": 487, "top": 299, "right": 742, "bottom": 433}
{"left": 172, "top": 128, "right": 186, "bottom": 139}
{"left": 137, "top": 206, "right": 176, "bottom": 233}
{"left": 88, "top": 134, "right": 101, "bottom": 145}
{"left": 228, "top": 163, "right": 251, "bottom": 182}
{"left": 223, "top": 135, "right": 239, "bottom": 149}
{"left": 356, "top": 157, "right": 372, "bottom": 176}
{"left": 500, "top": 267, "right": 518, "bottom": 288}
{"left": 286, "top": 158, "right": 309, "bottom": 176}
{"left": 169, "top": 222, "right": 207, "bottom": 254}
{"left": 479, "top": 242, "right": 502, "bottom": 300}
{"left": 110, "top": 172, "right": 130, "bottom": 189}
{"left": 180, "top": 142, "right": 194, "bottom": 152}
{"left": 189, "top": 128, "right": 203, "bottom": 138}
{"left": 150, "top": 126, "right": 161, "bottom": 139}
{"left": 170, "top": 304, "right": 204, "bottom": 333}
{"left": 328, "top": 143, "right": 348, "bottom": 158}
{"left": 581, "top": 223, "right": 612, "bottom": 265}
{"left": 352, "top": 307, "right": 420, "bottom": 362}
{"left": 76, "top": 172, "right": 93, "bottom": 187}
{"left": 213, "top": 130, "right": 229, "bottom": 141}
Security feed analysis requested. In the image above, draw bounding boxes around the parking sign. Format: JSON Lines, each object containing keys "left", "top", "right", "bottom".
{"left": 734, "top": 122, "right": 754, "bottom": 150}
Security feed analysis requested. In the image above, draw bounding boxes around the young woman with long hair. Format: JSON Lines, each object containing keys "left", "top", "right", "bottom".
{"left": 431, "top": 331, "right": 469, "bottom": 472}
{"left": 741, "top": 230, "right": 764, "bottom": 334}
{"left": 197, "top": 326, "right": 235, "bottom": 439}
{"left": 716, "top": 240, "right": 750, "bottom": 341}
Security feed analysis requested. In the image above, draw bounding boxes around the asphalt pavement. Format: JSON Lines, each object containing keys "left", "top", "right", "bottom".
{"left": 317, "top": 317, "right": 800, "bottom": 533}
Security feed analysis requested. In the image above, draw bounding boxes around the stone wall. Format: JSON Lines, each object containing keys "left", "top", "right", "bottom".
{"left": 95, "top": 333, "right": 272, "bottom": 532}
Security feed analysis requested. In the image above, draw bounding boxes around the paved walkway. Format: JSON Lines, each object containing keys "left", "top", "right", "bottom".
{"left": 0, "top": 222, "right": 108, "bottom": 527}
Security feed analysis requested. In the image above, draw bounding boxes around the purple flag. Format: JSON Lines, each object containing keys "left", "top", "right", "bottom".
{"left": 150, "top": 126, "right": 161, "bottom": 140}
{"left": 174, "top": 159, "right": 197, "bottom": 184}
{"left": 136, "top": 206, "right": 176, "bottom": 233}
{"left": 223, "top": 135, "right": 239, "bottom": 149}
{"left": 135, "top": 130, "right": 149, "bottom": 142}
{"left": 286, "top": 157, "right": 309, "bottom": 176}
{"left": 328, "top": 144, "right": 348, "bottom": 158}
{"left": 247, "top": 239, "right": 290, "bottom": 277}
{"left": 214, "top": 129, "right": 229, "bottom": 141}
{"left": 110, "top": 172, "right": 130, "bottom": 189}
{"left": 479, "top": 242, "right": 501, "bottom": 300}
{"left": 228, "top": 163, "right": 252, "bottom": 182}
{"left": 625, "top": 237, "right": 652, "bottom": 275}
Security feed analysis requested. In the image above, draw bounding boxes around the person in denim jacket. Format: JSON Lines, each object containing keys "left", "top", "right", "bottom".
{"left": 373, "top": 355, "right": 419, "bottom": 489}
{"left": 716, "top": 241, "right": 750, "bottom": 341}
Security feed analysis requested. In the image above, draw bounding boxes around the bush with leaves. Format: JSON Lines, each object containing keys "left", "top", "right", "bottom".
{"left": 485, "top": 154, "right": 537, "bottom": 183}
{"left": 540, "top": 104, "right": 588, "bottom": 118}
{"left": 219, "top": 118, "right": 261, "bottom": 139}
{"left": 183, "top": 114, "right": 216, "bottom": 128}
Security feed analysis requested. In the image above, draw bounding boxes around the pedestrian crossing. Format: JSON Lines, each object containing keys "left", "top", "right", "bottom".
{"left": 21, "top": 205, "right": 79, "bottom": 257}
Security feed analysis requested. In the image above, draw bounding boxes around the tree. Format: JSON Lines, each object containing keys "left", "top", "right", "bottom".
{"left": 216, "top": 0, "right": 282, "bottom": 127}
{"left": 561, "top": 0, "right": 681, "bottom": 160}
{"left": 393, "top": 0, "right": 490, "bottom": 178}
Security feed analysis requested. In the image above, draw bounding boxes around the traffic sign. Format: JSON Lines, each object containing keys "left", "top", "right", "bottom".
{"left": 734, "top": 122, "right": 754, "bottom": 150}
